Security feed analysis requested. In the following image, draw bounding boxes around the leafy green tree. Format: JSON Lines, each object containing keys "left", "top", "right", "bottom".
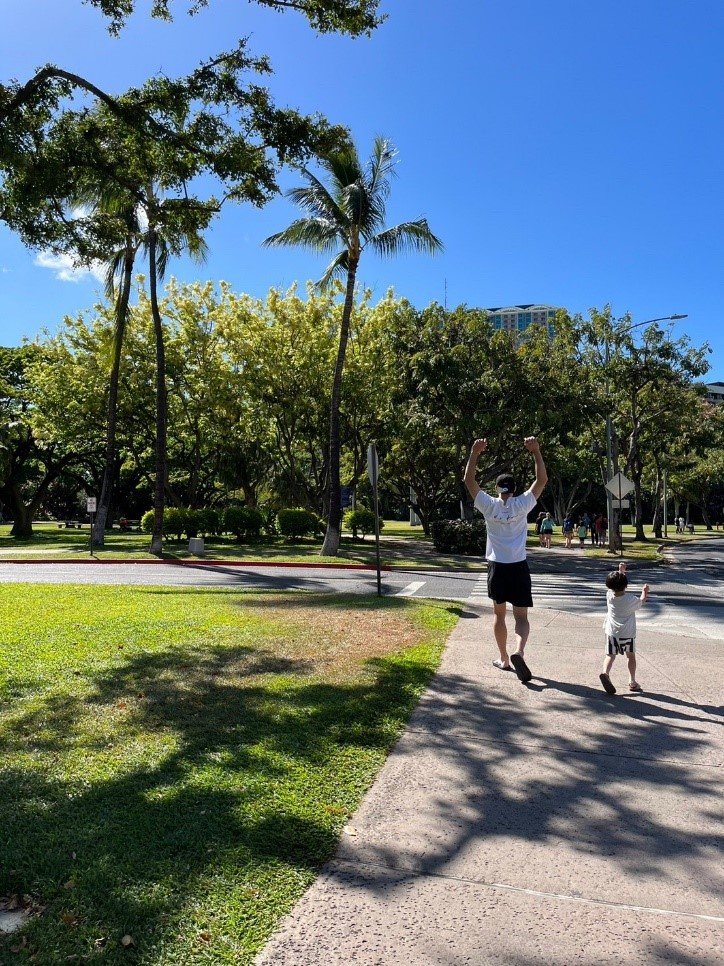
{"left": 264, "top": 137, "right": 442, "bottom": 554}
{"left": 86, "top": 0, "right": 383, "bottom": 37}
{"left": 221, "top": 283, "right": 337, "bottom": 511}
{"left": 0, "top": 346, "right": 91, "bottom": 537}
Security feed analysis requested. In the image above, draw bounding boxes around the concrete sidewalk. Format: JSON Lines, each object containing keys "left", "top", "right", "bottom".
{"left": 257, "top": 604, "right": 724, "bottom": 965}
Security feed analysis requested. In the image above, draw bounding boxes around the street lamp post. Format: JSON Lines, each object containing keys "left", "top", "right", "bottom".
{"left": 604, "top": 313, "right": 687, "bottom": 554}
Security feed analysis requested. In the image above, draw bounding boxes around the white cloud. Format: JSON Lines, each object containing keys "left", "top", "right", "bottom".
{"left": 34, "top": 251, "right": 106, "bottom": 285}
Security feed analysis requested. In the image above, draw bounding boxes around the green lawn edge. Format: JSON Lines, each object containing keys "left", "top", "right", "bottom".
{"left": 0, "top": 586, "right": 460, "bottom": 964}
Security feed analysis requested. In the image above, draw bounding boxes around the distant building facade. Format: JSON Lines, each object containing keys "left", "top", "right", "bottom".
{"left": 485, "top": 304, "right": 559, "bottom": 337}
{"left": 705, "top": 381, "right": 724, "bottom": 405}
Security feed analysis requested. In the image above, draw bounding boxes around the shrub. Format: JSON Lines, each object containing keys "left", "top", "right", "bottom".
{"left": 198, "top": 507, "right": 221, "bottom": 536}
{"left": 223, "top": 505, "right": 265, "bottom": 541}
{"left": 429, "top": 518, "right": 487, "bottom": 555}
{"left": 184, "top": 509, "right": 203, "bottom": 539}
{"left": 164, "top": 507, "right": 188, "bottom": 540}
{"left": 343, "top": 507, "right": 384, "bottom": 539}
{"left": 141, "top": 509, "right": 155, "bottom": 534}
{"left": 257, "top": 503, "right": 279, "bottom": 536}
{"left": 277, "top": 508, "right": 319, "bottom": 540}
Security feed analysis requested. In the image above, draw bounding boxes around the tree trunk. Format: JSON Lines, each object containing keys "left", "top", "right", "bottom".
{"left": 320, "top": 260, "right": 357, "bottom": 557}
{"left": 7, "top": 486, "right": 33, "bottom": 539}
{"left": 651, "top": 468, "right": 663, "bottom": 539}
{"left": 93, "top": 241, "right": 135, "bottom": 546}
{"left": 148, "top": 228, "right": 168, "bottom": 556}
{"left": 702, "top": 502, "right": 712, "bottom": 529}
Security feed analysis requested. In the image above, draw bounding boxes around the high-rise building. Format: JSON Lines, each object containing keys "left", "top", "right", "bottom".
{"left": 485, "top": 304, "right": 559, "bottom": 337}
{"left": 705, "top": 381, "right": 724, "bottom": 405}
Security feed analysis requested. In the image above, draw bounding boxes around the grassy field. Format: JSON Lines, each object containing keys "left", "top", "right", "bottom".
{"left": 0, "top": 585, "right": 458, "bottom": 964}
{"left": 0, "top": 523, "right": 480, "bottom": 571}
{"left": 1, "top": 521, "right": 718, "bottom": 568}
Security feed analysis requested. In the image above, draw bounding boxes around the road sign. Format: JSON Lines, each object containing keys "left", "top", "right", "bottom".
{"left": 605, "top": 472, "right": 635, "bottom": 498}
{"left": 367, "top": 443, "right": 379, "bottom": 488}
{"left": 87, "top": 497, "right": 97, "bottom": 513}
{"left": 611, "top": 499, "right": 630, "bottom": 509}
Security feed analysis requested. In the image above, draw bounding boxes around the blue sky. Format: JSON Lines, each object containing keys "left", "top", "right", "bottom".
{"left": 1, "top": 0, "right": 722, "bottom": 379}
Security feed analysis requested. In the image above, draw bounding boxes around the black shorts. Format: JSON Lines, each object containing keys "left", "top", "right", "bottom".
{"left": 487, "top": 559, "right": 533, "bottom": 608}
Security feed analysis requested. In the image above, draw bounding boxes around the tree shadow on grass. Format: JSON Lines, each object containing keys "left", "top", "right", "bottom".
{"left": 0, "top": 636, "right": 440, "bottom": 964}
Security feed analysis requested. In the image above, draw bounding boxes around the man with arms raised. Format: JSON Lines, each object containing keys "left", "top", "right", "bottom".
{"left": 464, "top": 437, "right": 548, "bottom": 683}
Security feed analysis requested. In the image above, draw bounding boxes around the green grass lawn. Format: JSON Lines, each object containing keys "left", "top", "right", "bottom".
{"left": 0, "top": 523, "right": 482, "bottom": 571}
{"left": 0, "top": 585, "right": 459, "bottom": 964}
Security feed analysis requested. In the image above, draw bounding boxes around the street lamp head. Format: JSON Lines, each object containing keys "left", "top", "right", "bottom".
{"left": 669, "top": 314, "right": 688, "bottom": 320}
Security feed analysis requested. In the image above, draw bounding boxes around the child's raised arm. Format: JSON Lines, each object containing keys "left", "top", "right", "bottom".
{"left": 641, "top": 584, "right": 650, "bottom": 603}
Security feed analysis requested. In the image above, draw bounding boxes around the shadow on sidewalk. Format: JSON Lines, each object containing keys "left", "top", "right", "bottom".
{"left": 329, "top": 666, "right": 724, "bottom": 923}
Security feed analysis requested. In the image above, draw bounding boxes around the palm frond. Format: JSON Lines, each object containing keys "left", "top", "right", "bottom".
{"left": 317, "top": 249, "right": 350, "bottom": 291}
{"left": 186, "top": 233, "right": 209, "bottom": 265}
{"left": 262, "top": 218, "right": 342, "bottom": 253}
{"left": 287, "top": 170, "right": 349, "bottom": 229}
{"left": 104, "top": 248, "right": 128, "bottom": 300}
{"left": 369, "top": 219, "right": 444, "bottom": 258}
{"left": 320, "top": 143, "right": 364, "bottom": 196}
{"left": 366, "top": 136, "right": 398, "bottom": 202}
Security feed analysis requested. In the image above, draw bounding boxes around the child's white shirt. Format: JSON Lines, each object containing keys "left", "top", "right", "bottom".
{"left": 603, "top": 590, "right": 642, "bottom": 638}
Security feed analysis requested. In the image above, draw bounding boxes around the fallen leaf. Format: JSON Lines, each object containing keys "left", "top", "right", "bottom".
{"left": 116, "top": 701, "right": 127, "bottom": 710}
{"left": 120, "top": 934, "right": 134, "bottom": 948}
{"left": 63, "top": 880, "right": 75, "bottom": 890}
{"left": 197, "top": 932, "right": 211, "bottom": 943}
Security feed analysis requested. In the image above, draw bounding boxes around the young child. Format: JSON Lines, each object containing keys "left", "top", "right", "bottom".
{"left": 577, "top": 519, "right": 588, "bottom": 548}
{"left": 599, "top": 562, "right": 650, "bottom": 695}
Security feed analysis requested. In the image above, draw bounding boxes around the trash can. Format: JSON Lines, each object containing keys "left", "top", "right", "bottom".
{"left": 188, "top": 537, "right": 205, "bottom": 555}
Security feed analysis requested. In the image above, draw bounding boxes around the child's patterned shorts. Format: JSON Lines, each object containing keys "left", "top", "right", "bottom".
{"left": 606, "top": 636, "right": 636, "bottom": 655}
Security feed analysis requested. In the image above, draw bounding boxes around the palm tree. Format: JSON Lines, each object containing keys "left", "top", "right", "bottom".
{"left": 79, "top": 194, "right": 142, "bottom": 547}
{"left": 264, "top": 136, "right": 442, "bottom": 555}
{"left": 142, "top": 185, "right": 209, "bottom": 556}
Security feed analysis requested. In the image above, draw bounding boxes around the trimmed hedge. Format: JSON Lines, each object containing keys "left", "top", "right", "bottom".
{"left": 277, "top": 508, "right": 321, "bottom": 539}
{"left": 430, "top": 518, "right": 487, "bottom": 555}
{"left": 223, "top": 505, "right": 264, "bottom": 541}
{"left": 141, "top": 507, "right": 225, "bottom": 540}
{"left": 343, "top": 507, "right": 383, "bottom": 539}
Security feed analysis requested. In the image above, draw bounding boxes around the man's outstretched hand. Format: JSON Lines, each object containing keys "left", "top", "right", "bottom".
{"left": 524, "top": 436, "right": 541, "bottom": 453}
{"left": 471, "top": 438, "right": 488, "bottom": 456}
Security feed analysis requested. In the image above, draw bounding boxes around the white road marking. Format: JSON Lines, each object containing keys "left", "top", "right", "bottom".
{"left": 395, "top": 581, "right": 426, "bottom": 597}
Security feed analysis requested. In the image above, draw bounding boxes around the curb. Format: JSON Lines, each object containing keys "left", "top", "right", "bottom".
{"left": 0, "top": 558, "right": 392, "bottom": 570}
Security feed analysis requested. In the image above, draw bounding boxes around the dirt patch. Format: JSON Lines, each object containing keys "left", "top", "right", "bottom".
{"left": 262, "top": 604, "right": 424, "bottom": 677}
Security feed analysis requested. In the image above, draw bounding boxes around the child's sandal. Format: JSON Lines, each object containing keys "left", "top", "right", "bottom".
{"left": 628, "top": 682, "right": 643, "bottom": 693}
{"left": 599, "top": 673, "right": 616, "bottom": 695}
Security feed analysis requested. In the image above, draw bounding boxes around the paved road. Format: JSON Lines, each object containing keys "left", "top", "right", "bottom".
{"left": 1, "top": 535, "right": 721, "bottom": 639}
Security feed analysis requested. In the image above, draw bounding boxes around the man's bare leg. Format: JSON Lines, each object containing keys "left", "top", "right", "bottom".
{"left": 512, "top": 605, "right": 530, "bottom": 656}
{"left": 493, "top": 601, "right": 510, "bottom": 665}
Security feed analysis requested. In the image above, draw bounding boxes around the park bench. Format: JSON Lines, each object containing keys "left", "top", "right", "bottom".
{"left": 56, "top": 521, "right": 85, "bottom": 529}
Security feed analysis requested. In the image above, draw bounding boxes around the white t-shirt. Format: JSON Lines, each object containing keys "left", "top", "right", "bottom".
{"left": 474, "top": 489, "right": 537, "bottom": 563}
{"left": 603, "top": 590, "right": 642, "bottom": 639}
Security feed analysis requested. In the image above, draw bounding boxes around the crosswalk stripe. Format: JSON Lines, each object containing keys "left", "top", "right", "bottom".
{"left": 395, "top": 581, "right": 426, "bottom": 597}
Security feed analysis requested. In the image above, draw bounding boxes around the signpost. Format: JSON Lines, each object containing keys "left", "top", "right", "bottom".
{"left": 367, "top": 442, "right": 382, "bottom": 597}
{"left": 605, "top": 473, "right": 635, "bottom": 557}
{"left": 87, "top": 497, "right": 97, "bottom": 557}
